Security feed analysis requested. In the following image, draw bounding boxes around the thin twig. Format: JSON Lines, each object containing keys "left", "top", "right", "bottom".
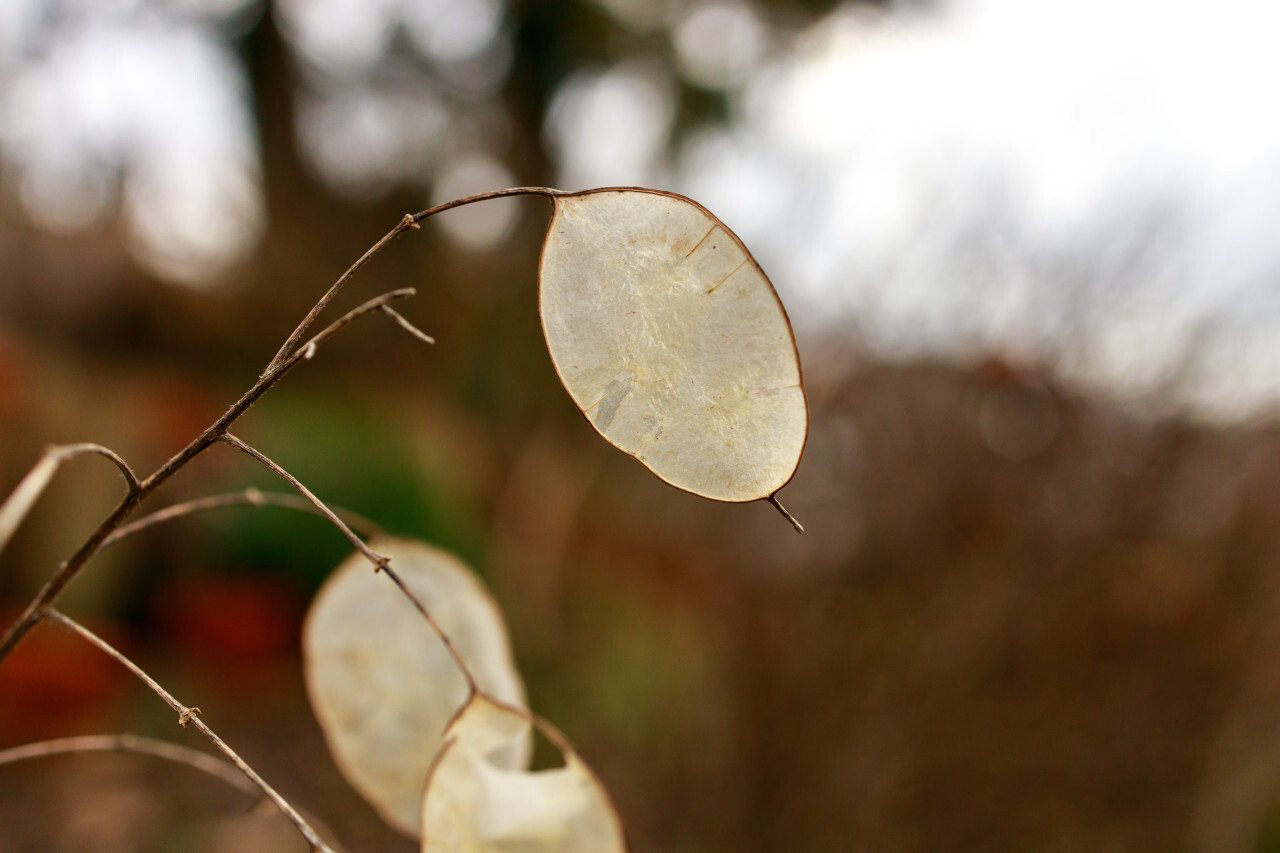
{"left": 377, "top": 565, "right": 480, "bottom": 695}
{"left": 102, "top": 488, "right": 385, "bottom": 549}
{"left": 409, "top": 186, "right": 559, "bottom": 226}
{"left": 0, "top": 185, "right": 539, "bottom": 662}
{"left": 42, "top": 610, "right": 336, "bottom": 853}
{"left": 293, "top": 288, "right": 418, "bottom": 359}
{"left": 0, "top": 734, "right": 260, "bottom": 800}
{"left": 381, "top": 304, "right": 435, "bottom": 344}
{"left": 0, "top": 289, "right": 417, "bottom": 664}
{"left": 217, "top": 436, "right": 387, "bottom": 568}
{"left": 266, "top": 217, "right": 419, "bottom": 375}
{"left": 267, "top": 187, "right": 557, "bottom": 373}
{"left": 52, "top": 444, "right": 142, "bottom": 495}
{"left": 0, "top": 189, "right": 555, "bottom": 840}
{"left": 217, "top": 434, "right": 480, "bottom": 694}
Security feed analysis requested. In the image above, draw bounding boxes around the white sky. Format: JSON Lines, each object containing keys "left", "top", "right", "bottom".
{"left": 0, "top": 0, "right": 264, "bottom": 284}
{"left": 6, "top": 0, "right": 1280, "bottom": 420}
{"left": 667, "top": 0, "right": 1280, "bottom": 421}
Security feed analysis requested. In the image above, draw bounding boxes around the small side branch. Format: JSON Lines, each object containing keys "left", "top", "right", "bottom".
{"left": 288, "top": 288, "right": 418, "bottom": 365}
{"left": 43, "top": 610, "right": 337, "bottom": 853}
{"left": 272, "top": 187, "right": 553, "bottom": 372}
{"left": 266, "top": 221, "right": 420, "bottom": 374}
{"left": 266, "top": 184, "right": 555, "bottom": 367}
{"left": 102, "top": 488, "right": 385, "bottom": 549}
{"left": 0, "top": 444, "right": 140, "bottom": 558}
{"left": 378, "top": 565, "right": 479, "bottom": 695}
{"left": 0, "top": 733, "right": 260, "bottom": 800}
{"left": 381, "top": 304, "right": 435, "bottom": 345}
{"left": 217, "top": 436, "right": 385, "bottom": 568}
{"left": 217, "top": 434, "right": 480, "bottom": 695}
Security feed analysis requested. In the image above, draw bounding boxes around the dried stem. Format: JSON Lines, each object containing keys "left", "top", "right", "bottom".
{"left": 217, "top": 435, "right": 386, "bottom": 567}
{"left": 265, "top": 217, "right": 419, "bottom": 374}
{"left": 52, "top": 444, "right": 143, "bottom": 494}
{"left": 102, "top": 488, "right": 385, "bottom": 550}
{"left": 378, "top": 564, "right": 480, "bottom": 694}
{"left": 381, "top": 304, "right": 435, "bottom": 345}
{"left": 43, "top": 609, "right": 336, "bottom": 853}
{"left": 0, "top": 733, "right": 260, "bottom": 800}
{"left": 408, "top": 187, "right": 559, "bottom": 226}
{"left": 0, "top": 187, "right": 543, "bottom": 662}
{"left": 766, "top": 495, "right": 804, "bottom": 534}
{"left": 266, "top": 187, "right": 555, "bottom": 375}
{"left": 217, "top": 434, "right": 480, "bottom": 694}
{"left": 0, "top": 288, "right": 418, "bottom": 664}
{"left": 0, "top": 444, "right": 142, "bottom": 559}
{"left": 296, "top": 288, "right": 419, "bottom": 357}
{"left": 0, "top": 190, "right": 548, "bottom": 845}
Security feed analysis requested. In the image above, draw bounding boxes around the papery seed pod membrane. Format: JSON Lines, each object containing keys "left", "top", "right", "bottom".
{"left": 303, "top": 538, "right": 528, "bottom": 837}
{"left": 538, "top": 188, "right": 807, "bottom": 526}
{"left": 421, "top": 693, "right": 627, "bottom": 853}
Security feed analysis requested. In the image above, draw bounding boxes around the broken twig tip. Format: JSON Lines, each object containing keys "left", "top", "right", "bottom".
{"left": 767, "top": 495, "right": 804, "bottom": 534}
{"left": 381, "top": 304, "right": 436, "bottom": 345}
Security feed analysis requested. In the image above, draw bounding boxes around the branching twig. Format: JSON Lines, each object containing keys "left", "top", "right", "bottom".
{"left": 0, "top": 289, "right": 418, "bottom": 664}
{"left": 267, "top": 187, "right": 556, "bottom": 374}
{"left": 42, "top": 609, "right": 336, "bottom": 853}
{"left": 217, "top": 434, "right": 480, "bottom": 694}
{"left": 102, "top": 488, "right": 385, "bottom": 549}
{"left": 0, "top": 187, "right": 537, "bottom": 662}
{"left": 265, "top": 218, "right": 419, "bottom": 375}
{"left": 0, "top": 191, "right": 544, "bottom": 845}
{"left": 0, "top": 733, "right": 260, "bottom": 800}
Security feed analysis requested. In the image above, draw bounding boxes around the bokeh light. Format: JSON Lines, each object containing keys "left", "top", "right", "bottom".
{"left": 672, "top": 0, "right": 768, "bottom": 90}
{"left": 0, "top": 1, "right": 264, "bottom": 286}
{"left": 672, "top": 0, "right": 1280, "bottom": 419}
{"left": 545, "top": 60, "right": 676, "bottom": 190}
{"left": 430, "top": 152, "right": 519, "bottom": 250}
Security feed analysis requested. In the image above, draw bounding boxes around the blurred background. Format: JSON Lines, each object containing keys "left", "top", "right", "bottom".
{"left": 3, "top": 0, "right": 1280, "bottom": 850}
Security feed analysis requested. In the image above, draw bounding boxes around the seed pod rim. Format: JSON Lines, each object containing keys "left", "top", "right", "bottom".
{"left": 420, "top": 689, "right": 629, "bottom": 853}
{"left": 536, "top": 186, "right": 809, "bottom": 504}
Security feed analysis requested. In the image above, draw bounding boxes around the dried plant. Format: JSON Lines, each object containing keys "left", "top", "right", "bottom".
{"left": 0, "top": 186, "right": 807, "bottom": 851}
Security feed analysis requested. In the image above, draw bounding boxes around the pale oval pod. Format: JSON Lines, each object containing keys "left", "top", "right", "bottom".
{"left": 303, "top": 537, "right": 529, "bottom": 837}
{"left": 538, "top": 188, "right": 807, "bottom": 508}
{"left": 0, "top": 453, "right": 61, "bottom": 558}
{"left": 421, "top": 692, "right": 627, "bottom": 853}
